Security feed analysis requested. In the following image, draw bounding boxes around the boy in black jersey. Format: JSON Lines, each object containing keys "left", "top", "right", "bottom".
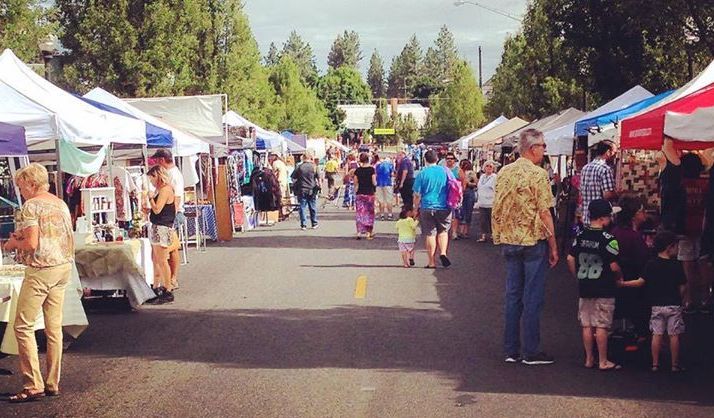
{"left": 567, "top": 199, "right": 624, "bottom": 371}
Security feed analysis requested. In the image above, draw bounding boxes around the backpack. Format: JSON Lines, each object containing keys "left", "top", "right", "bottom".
{"left": 443, "top": 167, "right": 463, "bottom": 209}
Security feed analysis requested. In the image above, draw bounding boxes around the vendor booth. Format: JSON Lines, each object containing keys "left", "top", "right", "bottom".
{"left": 453, "top": 115, "right": 508, "bottom": 150}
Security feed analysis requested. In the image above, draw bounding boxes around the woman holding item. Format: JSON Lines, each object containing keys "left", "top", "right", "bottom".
{"left": 146, "top": 165, "right": 176, "bottom": 304}
{"left": 3, "top": 163, "right": 74, "bottom": 403}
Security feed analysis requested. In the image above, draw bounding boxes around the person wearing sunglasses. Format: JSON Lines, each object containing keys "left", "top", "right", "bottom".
{"left": 492, "top": 129, "right": 559, "bottom": 366}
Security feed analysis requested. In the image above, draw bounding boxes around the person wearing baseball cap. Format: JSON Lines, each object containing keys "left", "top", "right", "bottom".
{"left": 567, "top": 198, "right": 624, "bottom": 371}
{"left": 150, "top": 148, "right": 184, "bottom": 290}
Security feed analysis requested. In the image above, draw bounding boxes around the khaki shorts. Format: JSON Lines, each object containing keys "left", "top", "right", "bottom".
{"left": 578, "top": 298, "right": 615, "bottom": 328}
{"left": 376, "top": 186, "right": 393, "bottom": 204}
{"left": 650, "top": 306, "right": 685, "bottom": 335}
{"left": 677, "top": 236, "right": 701, "bottom": 261}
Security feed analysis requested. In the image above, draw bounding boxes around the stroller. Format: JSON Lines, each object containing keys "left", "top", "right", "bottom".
{"left": 322, "top": 185, "right": 343, "bottom": 209}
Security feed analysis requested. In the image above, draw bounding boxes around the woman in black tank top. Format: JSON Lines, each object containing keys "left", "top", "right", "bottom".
{"left": 146, "top": 165, "right": 176, "bottom": 303}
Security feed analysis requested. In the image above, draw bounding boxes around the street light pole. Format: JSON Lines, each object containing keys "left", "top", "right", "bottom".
{"left": 478, "top": 45, "right": 483, "bottom": 89}
{"left": 453, "top": 1, "right": 522, "bottom": 23}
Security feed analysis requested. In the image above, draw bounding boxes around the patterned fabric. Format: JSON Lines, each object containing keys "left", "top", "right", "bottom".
{"left": 492, "top": 158, "right": 554, "bottom": 246}
{"left": 343, "top": 183, "right": 355, "bottom": 207}
{"left": 355, "top": 194, "right": 375, "bottom": 234}
{"left": 579, "top": 158, "right": 615, "bottom": 224}
{"left": 15, "top": 197, "right": 74, "bottom": 268}
{"left": 149, "top": 224, "right": 173, "bottom": 247}
{"left": 186, "top": 204, "right": 218, "bottom": 241}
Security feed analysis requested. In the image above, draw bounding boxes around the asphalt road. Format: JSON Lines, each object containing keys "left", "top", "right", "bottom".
{"left": 1, "top": 207, "right": 713, "bottom": 418}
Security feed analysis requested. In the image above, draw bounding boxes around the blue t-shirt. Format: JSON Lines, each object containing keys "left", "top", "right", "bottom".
{"left": 376, "top": 161, "right": 394, "bottom": 187}
{"left": 413, "top": 165, "right": 449, "bottom": 210}
{"left": 397, "top": 158, "right": 414, "bottom": 181}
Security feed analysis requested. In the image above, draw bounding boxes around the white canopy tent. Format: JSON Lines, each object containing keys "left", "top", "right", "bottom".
{"left": 453, "top": 115, "right": 508, "bottom": 150}
{"left": 664, "top": 107, "right": 714, "bottom": 142}
{"left": 125, "top": 95, "right": 225, "bottom": 140}
{"left": 223, "top": 110, "right": 305, "bottom": 153}
{"left": 84, "top": 88, "right": 209, "bottom": 156}
{"left": 470, "top": 117, "right": 529, "bottom": 148}
{"left": 0, "top": 49, "right": 145, "bottom": 149}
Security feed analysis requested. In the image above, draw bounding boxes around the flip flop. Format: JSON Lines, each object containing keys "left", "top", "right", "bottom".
{"left": 599, "top": 363, "right": 622, "bottom": 371}
{"left": 424, "top": 265, "right": 436, "bottom": 269}
{"left": 8, "top": 389, "right": 45, "bottom": 403}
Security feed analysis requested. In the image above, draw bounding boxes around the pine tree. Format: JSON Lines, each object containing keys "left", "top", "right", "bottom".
{"left": 327, "top": 30, "right": 363, "bottom": 69}
{"left": 367, "top": 50, "right": 386, "bottom": 98}
{"left": 429, "top": 61, "right": 485, "bottom": 139}
{"left": 387, "top": 35, "right": 422, "bottom": 98}
{"left": 269, "top": 57, "right": 331, "bottom": 135}
{"left": 281, "top": 31, "right": 319, "bottom": 87}
{"left": 264, "top": 42, "right": 280, "bottom": 67}
{"left": 317, "top": 66, "right": 372, "bottom": 129}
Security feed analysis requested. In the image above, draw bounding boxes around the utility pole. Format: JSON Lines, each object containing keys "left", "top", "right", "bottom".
{"left": 478, "top": 46, "right": 483, "bottom": 89}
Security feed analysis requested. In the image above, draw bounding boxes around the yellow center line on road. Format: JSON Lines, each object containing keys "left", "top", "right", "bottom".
{"left": 354, "top": 275, "right": 368, "bottom": 299}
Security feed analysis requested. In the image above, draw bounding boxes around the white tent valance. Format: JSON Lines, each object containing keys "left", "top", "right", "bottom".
{"left": 126, "top": 95, "right": 225, "bottom": 138}
{"left": 84, "top": 88, "right": 210, "bottom": 156}
{"left": 0, "top": 49, "right": 146, "bottom": 147}
{"left": 664, "top": 107, "right": 714, "bottom": 142}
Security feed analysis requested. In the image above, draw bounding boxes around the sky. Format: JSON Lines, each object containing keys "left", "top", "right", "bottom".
{"left": 244, "top": 0, "right": 528, "bottom": 82}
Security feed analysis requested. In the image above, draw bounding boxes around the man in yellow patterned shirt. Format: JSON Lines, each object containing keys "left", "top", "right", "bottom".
{"left": 492, "top": 128, "right": 559, "bottom": 366}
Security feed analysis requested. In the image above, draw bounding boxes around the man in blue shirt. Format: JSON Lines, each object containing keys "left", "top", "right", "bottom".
{"left": 396, "top": 151, "right": 415, "bottom": 210}
{"left": 375, "top": 155, "right": 395, "bottom": 220}
{"left": 413, "top": 149, "right": 452, "bottom": 268}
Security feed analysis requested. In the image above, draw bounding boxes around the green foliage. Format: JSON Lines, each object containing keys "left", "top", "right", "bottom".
{"left": 371, "top": 98, "right": 393, "bottom": 145}
{"left": 367, "top": 50, "right": 386, "bottom": 98}
{"left": 264, "top": 42, "right": 280, "bottom": 67}
{"left": 0, "top": 0, "right": 55, "bottom": 62}
{"left": 387, "top": 35, "right": 422, "bottom": 98}
{"left": 418, "top": 25, "right": 460, "bottom": 99}
{"left": 317, "top": 65, "right": 372, "bottom": 129}
{"left": 280, "top": 30, "right": 319, "bottom": 87}
{"left": 429, "top": 61, "right": 485, "bottom": 139}
{"left": 327, "top": 30, "right": 362, "bottom": 69}
{"left": 487, "top": 0, "right": 714, "bottom": 119}
{"left": 395, "top": 113, "right": 419, "bottom": 145}
{"left": 269, "top": 57, "right": 331, "bottom": 136}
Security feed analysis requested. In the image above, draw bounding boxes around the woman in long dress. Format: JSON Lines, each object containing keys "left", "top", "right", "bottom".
{"left": 354, "top": 152, "right": 377, "bottom": 240}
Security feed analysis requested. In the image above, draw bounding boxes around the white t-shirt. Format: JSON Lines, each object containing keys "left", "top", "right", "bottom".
{"left": 109, "top": 166, "right": 138, "bottom": 222}
{"left": 168, "top": 166, "right": 185, "bottom": 212}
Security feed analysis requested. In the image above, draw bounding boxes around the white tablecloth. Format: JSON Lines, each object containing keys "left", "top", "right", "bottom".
{"left": 75, "top": 239, "right": 155, "bottom": 308}
{"left": 0, "top": 263, "right": 89, "bottom": 355}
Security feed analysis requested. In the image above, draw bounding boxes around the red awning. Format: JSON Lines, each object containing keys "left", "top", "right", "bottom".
{"left": 621, "top": 82, "right": 714, "bottom": 150}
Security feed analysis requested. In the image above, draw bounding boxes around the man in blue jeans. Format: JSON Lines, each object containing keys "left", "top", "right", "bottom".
{"left": 291, "top": 151, "right": 319, "bottom": 231}
{"left": 492, "top": 129, "right": 559, "bottom": 365}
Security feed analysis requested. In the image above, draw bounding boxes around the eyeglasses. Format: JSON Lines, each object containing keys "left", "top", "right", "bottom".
{"left": 532, "top": 143, "right": 547, "bottom": 150}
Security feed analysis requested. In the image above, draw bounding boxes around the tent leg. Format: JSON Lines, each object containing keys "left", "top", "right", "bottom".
{"left": 54, "top": 138, "right": 63, "bottom": 200}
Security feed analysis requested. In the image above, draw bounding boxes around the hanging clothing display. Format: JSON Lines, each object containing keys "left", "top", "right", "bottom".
{"left": 58, "top": 138, "right": 107, "bottom": 176}
{"left": 107, "top": 166, "right": 139, "bottom": 222}
{"left": 249, "top": 167, "right": 281, "bottom": 211}
{"left": 243, "top": 150, "right": 254, "bottom": 185}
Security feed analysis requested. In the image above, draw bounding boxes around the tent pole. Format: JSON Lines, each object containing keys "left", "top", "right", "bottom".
{"left": 54, "top": 138, "right": 63, "bottom": 200}
{"left": 198, "top": 155, "right": 204, "bottom": 201}
{"left": 107, "top": 143, "right": 114, "bottom": 189}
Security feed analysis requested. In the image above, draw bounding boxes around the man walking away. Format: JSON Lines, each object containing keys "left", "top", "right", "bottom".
{"left": 580, "top": 140, "right": 618, "bottom": 225}
{"left": 396, "top": 151, "right": 415, "bottom": 210}
{"left": 324, "top": 154, "right": 339, "bottom": 199}
{"left": 291, "top": 151, "right": 319, "bottom": 230}
{"left": 375, "top": 155, "right": 395, "bottom": 220}
{"left": 492, "top": 129, "right": 559, "bottom": 365}
{"left": 413, "top": 149, "right": 452, "bottom": 269}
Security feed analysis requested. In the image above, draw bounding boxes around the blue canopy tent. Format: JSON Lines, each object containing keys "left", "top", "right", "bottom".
{"left": 575, "top": 90, "right": 675, "bottom": 136}
{"left": 79, "top": 96, "right": 173, "bottom": 148}
{"left": 0, "top": 121, "right": 28, "bottom": 156}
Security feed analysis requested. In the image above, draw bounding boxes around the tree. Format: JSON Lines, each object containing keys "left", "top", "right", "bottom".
{"left": 387, "top": 35, "right": 422, "bottom": 98}
{"left": 264, "top": 42, "right": 280, "bottom": 67}
{"left": 371, "top": 98, "right": 394, "bottom": 145}
{"left": 281, "top": 30, "right": 319, "bottom": 87}
{"left": 0, "top": 0, "right": 55, "bottom": 62}
{"left": 317, "top": 66, "right": 372, "bottom": 129}
{"left": 420, "top": 25, "right": 460, "bottom": 98}
{"left": 429, "top": 61, "right": 485, "bottom": 139}
{"left": 269, "top": 57, "right": 331, "bottom": 136}
{"left": 327, "top": 30, "right": 363, "bottom": 69}
{"left": 367, "top": 50, "right": 386, "bottom": 98}
{"left": 395, "top": 113, "right": 420, "bottom": 145}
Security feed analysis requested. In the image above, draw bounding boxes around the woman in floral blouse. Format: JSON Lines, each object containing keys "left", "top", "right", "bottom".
{"left": 3, "top": 163, "right": 74, "bottom": 403}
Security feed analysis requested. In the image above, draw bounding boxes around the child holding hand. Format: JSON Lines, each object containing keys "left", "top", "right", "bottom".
{"left": 396, "top": 208, "right": 418, "bottom": 268}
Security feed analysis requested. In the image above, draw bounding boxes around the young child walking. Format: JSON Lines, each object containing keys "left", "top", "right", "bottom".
{"left": 620, "top": 231, "right": 687, "bottom": 372}
{"left": 395, "top": 208, "right": 418, "bottom": 268}
{"left": 567, "top": 199, "right": 624, "bottom": 371}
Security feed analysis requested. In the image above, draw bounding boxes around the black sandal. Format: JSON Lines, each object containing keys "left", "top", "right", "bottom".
{"left": 8, "top": 389, "right": 45, "bottom": 403}
{"left": 45, "top": 389, "right": 60, "bottom": 397}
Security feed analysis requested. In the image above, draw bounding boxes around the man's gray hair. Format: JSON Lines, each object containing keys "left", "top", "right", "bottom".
{"left": 303, "top": 149, "right": 315, "bottom": 160}
{"left": 519, "top": 128, "right": 544, "bottom": 153}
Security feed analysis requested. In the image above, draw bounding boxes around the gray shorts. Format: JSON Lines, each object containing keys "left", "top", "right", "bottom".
{"left": 578, "top": 298, "right": 615, "bottom": 328}
{"left": 650, "top": 306, "right": 685, "bottom": 335}
{"left": 419, "top": 209, "right": 452, "bottom": 236}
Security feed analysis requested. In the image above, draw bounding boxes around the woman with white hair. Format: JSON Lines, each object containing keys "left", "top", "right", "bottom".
{"left": 3, "top": 163, "right": 74, "bottom": 402}
{"left": 476, "top": 160, "right": 498, "bottom": 242}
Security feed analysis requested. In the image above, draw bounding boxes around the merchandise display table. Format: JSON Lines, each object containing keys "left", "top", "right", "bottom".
{"left": 0, "top": 264, "right": 89, "bottom": 355}
{"left": 75, "top": 239, "right": 155, "bottom": 308}
{"left": 186, "top": 204, "right": 218, "bottom": 241}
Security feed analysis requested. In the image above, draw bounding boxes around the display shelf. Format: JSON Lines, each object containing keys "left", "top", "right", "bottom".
{"left": 81, "top": 187, "right": 116, "bottom": 226}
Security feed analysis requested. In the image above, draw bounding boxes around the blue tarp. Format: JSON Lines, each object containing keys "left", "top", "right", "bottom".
{"left": 79, "top": 96, "right": 173, "bottom": 148}
{"left": 575, "top": 90, "right": 675, "bottom": 136}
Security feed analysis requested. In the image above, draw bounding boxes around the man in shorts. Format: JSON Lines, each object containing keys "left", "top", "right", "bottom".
{"left": 567, "top": 199, "right": 623, "bottom": 371}
{"left": 375, "top": 155, "right": 394, "bottom": 220}
{"left": 413, "top": 149, "right": 451, "bottom": 269}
